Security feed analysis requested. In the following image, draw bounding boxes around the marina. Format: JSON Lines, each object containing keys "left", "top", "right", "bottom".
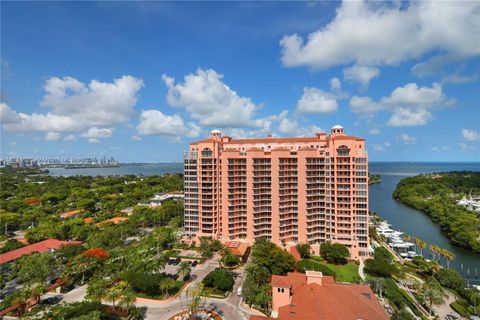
{"left": 373, "top": 220, "right": 418, "bottom": 260}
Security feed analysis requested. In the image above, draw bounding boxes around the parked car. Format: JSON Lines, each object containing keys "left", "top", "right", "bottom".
{"left": 191, "top": 260, "right": 198, "bottom": 267}
{"left": 41, "top": 296, "right": 62, "bottom": 305}
{"left": 237, "top": 287, "right": 242, "bottom": 296}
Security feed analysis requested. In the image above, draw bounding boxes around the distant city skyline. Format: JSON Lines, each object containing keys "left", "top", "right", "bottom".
{"left": 1, "top": 1, "right": 479, "bottom": 162}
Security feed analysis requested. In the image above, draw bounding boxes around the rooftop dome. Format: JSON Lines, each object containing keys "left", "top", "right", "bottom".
{"left": 332, "top": 124, "right": 344, "bottom": 129}
{"left": 210, "top": 129, "right": 221, "bottom": 135}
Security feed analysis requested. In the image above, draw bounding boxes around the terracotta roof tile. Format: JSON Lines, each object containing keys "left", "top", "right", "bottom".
{"left": 60, "top": 209, "right": 85, "bottom": 218}
{"left": 272, "top": 272, "right": 388, "bottom": 320}
{"left": 0, "top": 239, "right": 83, "bottom": 264}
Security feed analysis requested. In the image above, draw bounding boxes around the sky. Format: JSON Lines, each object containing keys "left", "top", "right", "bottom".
{"left": 1, "top": 1, "right": 479, "bottom": 163}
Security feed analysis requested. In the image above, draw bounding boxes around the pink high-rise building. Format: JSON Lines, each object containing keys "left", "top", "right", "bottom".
{"left": 183, "top": 125, "right": 369, "bottom": 259}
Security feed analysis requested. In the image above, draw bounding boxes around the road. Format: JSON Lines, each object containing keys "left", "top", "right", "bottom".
{"left": 137, "top": 255, "right": 250, "bottom": 320}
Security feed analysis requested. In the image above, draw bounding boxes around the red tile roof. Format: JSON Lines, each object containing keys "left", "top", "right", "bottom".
{"left": 268, "top": 272, "right": 388, "bottom": 320}
{"left": 60, "top": 209, "right": 85, "bottom": 218}
{"left": 0, "top": 239, "right": 83, "bottom": 264}
{"left": 227, "top": 241, "right": 249, "bottom": 257}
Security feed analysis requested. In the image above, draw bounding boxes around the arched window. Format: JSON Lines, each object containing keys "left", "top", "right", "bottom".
{"left": 201, "top": 148, "right": 212, "bottom": 158}
{"left": 337, "top": 145, "right": 350, "bottom": 156}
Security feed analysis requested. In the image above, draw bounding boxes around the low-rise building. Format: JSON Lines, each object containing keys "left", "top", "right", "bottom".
{"left": 250, "top": 271, "right": 388, "bottom": 320}
{"left": 0, "top": 239, "right": 83, "bottom": 264}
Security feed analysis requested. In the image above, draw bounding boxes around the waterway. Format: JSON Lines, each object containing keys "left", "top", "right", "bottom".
{"left": 369, "top": 162, "right": 480, "bottom": 282}
{"left": 49, "top": 162, "right": 480, "bottom": 280}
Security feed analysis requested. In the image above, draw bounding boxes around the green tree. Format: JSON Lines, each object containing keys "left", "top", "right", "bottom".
{"left": 320, "top": 242, "right": 349, "bottom": 264}
{"left": 159, "top": 278, "right": 178, "bottom": 297}
{"left": 118, "top": 291, "right": 136, "bottom": 311}
{"left": 16, "top": 252, "right": 56, "bottom": 286}
{"left": 419, "top": 277, "right": 446, "bottom": 314}
{"left": 177, "top": 261, "right": 192, "bottom": 281}
{"left": 296, "top": 243, "right": 311, "bottom": 259}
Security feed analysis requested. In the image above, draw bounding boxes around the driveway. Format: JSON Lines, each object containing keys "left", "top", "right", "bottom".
{"left": 61, "top": 284, "right": 87, "bottom": 303}
{"left": 137, "top": 255, "right": 250, "bottom": 320}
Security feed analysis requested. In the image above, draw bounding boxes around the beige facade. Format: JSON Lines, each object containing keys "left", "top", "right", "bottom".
{"left": 183, "top": 125, "right": 369, "bottom": 259}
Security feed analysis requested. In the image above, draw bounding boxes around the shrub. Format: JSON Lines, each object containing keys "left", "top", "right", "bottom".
{"left": 374, "top": 247, "right": 393, "bottom": 262}
{"left": 320, "top": 242, "right": 349, "bottom": 264}
{"left": 435, "top": 268, "right": 464, "bottom": 291}
{"left": 365, "top": 258, "right": 397, "bottom": 277}
{"left": 223, "top": 252, "right": 240, "bottom": 267}
{"left": 202, "top": 270, "right": 234, "bottom": 292}
{"left": 450, "top": 300, "right": 470, "bottom": 317}
{"left": 121, "top": 271, "right": 163, "bottom": 296}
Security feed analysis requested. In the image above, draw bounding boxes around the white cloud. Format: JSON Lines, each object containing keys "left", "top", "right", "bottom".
{"left": 80, "top": 127, "right": 114, "bottom": 139}
{"left": 330, "top": 78, "right": 342, "bottom": 92}
{"left": 349, "top": 96, "right": 382, "bottom": 114}
{"left": 461, "top": 128, "right": 480, "bottom": 141}
{"left": 459, "top": 142, "right": 476, "bottom": 152}
{"left": 131, "top": 135, "right": 142, "bottom": 141}
{"left": 431, "top": 146, "right": 451, "bottom": 152}
{"left": 372, "top": 142, "right": 391, "bottom": 152}
{"left": 387, "top": 108, "right": 433, "bottom": 127}
{"left": 88, "top": 138, "right": 101, "bottom": 144}
{"left": 162, "top": 69, "right": 270, "bottom": 129}
{"left": 351, "top": 82, "right": 454, "bottom": 126}
{"left": 137, "top": 110, "right": 201, "bottom": 138}
{"left": 63, "top": 134, "right": 76, "bottom": 141}
{"left": 296, "top": 87, "right": 338, "bottom": 114}
{"left": 398, "top": 133, "right": 417, "bottom": 145}
{"left": 0, "top": 103, "right": 21, "bottom": 124}
{"left": 381, "top": 83, "right": 454, "bottom": 109}
{"left": 280, "top": 1, "right": 480, "bottom": 71}
{"left": 278, "top": 117, "right": 323, "bottom": 137}
{"left": 441, "top": 73, "right": 478, "bottom": 85}
{"left": 45, "top": 132, "right": 61, "bottom": 141}
{"left": 368, "top": 128, "right": 380, "bottom": 135}
{"left": 1, "top": 76, "right": 143, "bottom": 137}
{"left": 343, "top": 65, "right": 379, "bottom": 89}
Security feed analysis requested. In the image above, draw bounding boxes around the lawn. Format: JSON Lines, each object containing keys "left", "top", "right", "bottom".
{"left": 309, "top": 256, "right": 360, "bottom": 283}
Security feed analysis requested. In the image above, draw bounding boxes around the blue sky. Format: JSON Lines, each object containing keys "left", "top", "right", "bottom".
{"left": 1, "top": 1, "right": 479, "bottom": 162}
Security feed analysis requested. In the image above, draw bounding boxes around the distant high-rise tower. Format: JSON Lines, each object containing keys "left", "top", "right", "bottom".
{"left": 183, "top": 125, "right": 369, "bottom": 259}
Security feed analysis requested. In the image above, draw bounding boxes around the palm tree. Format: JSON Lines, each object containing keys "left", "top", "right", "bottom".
{"left": 105, "top": 288, "right": 123, "bottom": 311}
{"left": 429, "top": 244, "right": 437, "bottom": 262}
{"left": 177, "top": 261, "right": 192, "bottom": 281}
{"left": 416, "top": 238, "right": 426, "bottom": 258}
{"left": 443, "top": 249, "right": 455, "bottom": 268}
{"left": 86, "top": 278, "right": 108, "bottom": 302}
{"left": 403, "top": 234, "right": 411, "bottom": 242}
{"left": 419, "top": 277, "right": 446, "bottom": 314}
{"left": 159, "top": 278, "right": 177, "bottom": 297}
{"left": 437, "top": 247, "right": 447, "bottom": 265}
{"left": 118, "top": 291, "right": 136, "bottom": 311}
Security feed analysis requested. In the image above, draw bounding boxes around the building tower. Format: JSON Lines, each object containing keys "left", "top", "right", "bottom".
{"left": 183, "top": 125, "right": 369, "bottom": 259}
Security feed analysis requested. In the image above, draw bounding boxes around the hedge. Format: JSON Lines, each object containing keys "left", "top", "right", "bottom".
{"left": 450, "top": 300, "right": 470, "bottom": 318}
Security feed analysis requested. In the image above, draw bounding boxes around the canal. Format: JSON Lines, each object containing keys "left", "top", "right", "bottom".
{"left": 369, "top": 162, "right": 480, "bottom": 283}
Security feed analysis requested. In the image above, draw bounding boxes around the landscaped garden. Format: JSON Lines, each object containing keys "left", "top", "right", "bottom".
{"left": 309, "top": 256, "right": 359, "bottom": 283}
{"left": 201, "top": 269, "right": 235, "bottom": 298}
